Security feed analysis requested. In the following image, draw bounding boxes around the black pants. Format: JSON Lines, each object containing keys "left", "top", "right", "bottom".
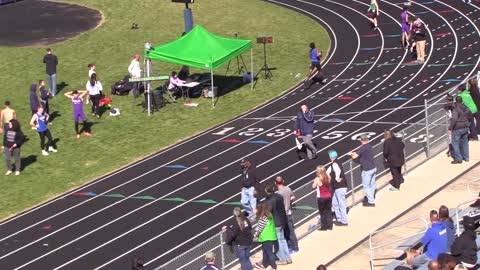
{"left": 40, "top": 100, "right": 49, "bottom": 114}
{"left": 38, "top": 130, "right": 54, "bottom": 151}
{"left": 390, "top": 166, "right": 404, "bottom": 189}
{"left": 90, "top": 94, "right": 101, "bottom": 116}
{"left": 474, "top": 112, "right": 480, "bottom": 137}
{"left": 469, "top": 117, "right": 478, "bottom": 140}
{"left": 317, "top": 197, "right": 333, "bottom": 230}
{"left": 75, "top": 121, "right": 90, "bottom": 134}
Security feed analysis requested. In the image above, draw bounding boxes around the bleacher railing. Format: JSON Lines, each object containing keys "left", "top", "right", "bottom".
{"left": 153, "top": 76, "right": 475, "bottom": 270}
{"left": 368, "top": 217, "right": 428, "bottom": 270}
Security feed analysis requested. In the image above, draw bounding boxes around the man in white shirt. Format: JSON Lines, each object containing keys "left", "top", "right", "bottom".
{"left": 128, "top": 54, "right": 142, "bottom": 97}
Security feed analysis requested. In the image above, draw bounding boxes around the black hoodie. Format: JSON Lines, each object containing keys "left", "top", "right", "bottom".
{"left": 451, "top": 229, "right": 478, "bottom": 265}
{"left": 225, "top": 217, "right": 253, "bottom": 247}
{"left": 449, "top": 103, "right": 470, "bottom": 130}
{"left": 294, "top": 110, "right": 315, "bottom": 135}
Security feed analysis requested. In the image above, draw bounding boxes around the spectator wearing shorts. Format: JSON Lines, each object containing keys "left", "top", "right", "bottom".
{"left": 401, "top": 4, "right": 411, "bottom": 49}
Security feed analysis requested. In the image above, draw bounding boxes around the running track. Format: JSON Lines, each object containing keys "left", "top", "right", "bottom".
{"left": 0, "top": 0, "right": 479, "bottom": 269}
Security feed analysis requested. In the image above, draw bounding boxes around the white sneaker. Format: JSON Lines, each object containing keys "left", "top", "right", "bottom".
{"left": 15, "top": 171, "right": 20, "bottom": 176}
{"left": 42, "top": 150, "right": 49, "bottom": 156}
{"left": 48, "top": 146, "right": 57, "bottom": 153}
{"left": 5, "top": 170, "right": 12, "bottom": 176}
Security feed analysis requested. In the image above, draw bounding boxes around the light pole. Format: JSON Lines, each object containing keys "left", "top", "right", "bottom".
{"left": 172, "top": 0, "right": 195, "bottom": 33}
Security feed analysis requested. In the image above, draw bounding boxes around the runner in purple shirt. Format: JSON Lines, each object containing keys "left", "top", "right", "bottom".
{"left": 64, "top": 90, "right": 91, "bottom": 139}
{"left": 401, "top": 4, "right": 411, "bottom": 49}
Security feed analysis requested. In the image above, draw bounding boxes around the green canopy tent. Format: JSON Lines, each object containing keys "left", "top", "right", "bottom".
{"left": 146, "top": 25, "right": 254, "bottom": 107}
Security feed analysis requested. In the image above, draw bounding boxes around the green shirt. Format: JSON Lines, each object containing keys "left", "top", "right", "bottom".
{"left": 258, "top": 217, "right": 277, "bottom": 242}
{"left": 370, "top": 2, "right": 377, "bottom": 11}
{"left": 457, "top": 90, "right": 478, "bottom": 114}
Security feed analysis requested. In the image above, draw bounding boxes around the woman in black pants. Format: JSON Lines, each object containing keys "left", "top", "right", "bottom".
{"left": 383, "top": 129, "right": 405, "bottom": 191}
{"left": 86, "top": 73, "right": 103, "bottom": 118}
{"left": 468, "top": 79, "right": 480, "bottom": 138}
{"left": 312, "top": 165, "right": 333, "bottom": 230}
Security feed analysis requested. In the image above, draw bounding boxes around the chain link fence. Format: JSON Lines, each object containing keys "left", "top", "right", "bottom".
{"left": 154, "top": 75, "right": 478, "bottom": 270}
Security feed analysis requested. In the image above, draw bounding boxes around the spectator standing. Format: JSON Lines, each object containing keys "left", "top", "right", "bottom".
{"left": 29, "top": 107, "right": 58, "bottom": 156}
{"left": 350, "top": 134, "right": 376, "bottom": 207}
{"left": 43, "top": 48, "right": 58, "bottom": 96}
{"left": 438, "top": 205, "right": 455, "bottom": 252}
{"left": 264, "top": 182, "right": 292, "bottom": 264}
{"left": 254, "top": 203, "right": 278, "bottom": 270}
{"left": 29, "top": 83, "right": 40, "bottom": 115}
{"left": 293, "top": 104, "right": 317, "bottom": 160}
{"left": 86, "top": 73, "right": 103, "bottom": 118}
{"left": 240, "top": 159, "right": 258, "bottom": 217}
{"left": 128, "top": 54, "right": 142, "bottom": 96}
{"left": 2, "top": 119, "right": 24, "bottom": 176}
{"left": 224, "top": 207, "right": 253, "bottom": 270}
{"left": 450, "top": 217, "right": 478, "bottom": 269}
{"left": 275, "top": 176, "right": 299, "bottom": 254}
{"left": 39, "top": 80, "right": 52, "bottom": 115}
{"left": 449, "top": 96, "right": 470, "bottom": 164}
{"left": 412, "top": 18, "right": 427, "bottom": 63}
{"left": 86, "top": 64, "right": 96, "bottom": 104}
{"left": 468, "top": 79, "right": 480, "bottom": 136}
{"left": 326, "top": 150, "right": 348, "bottom": 226}
{"left": 457, "top": 85, "right": 478, "bottom": 140}
{"left": 0, "top": 101, "right": 16, "bottom": 133}
{"left": 312, "top": 165, "right": 333, "bottom": 231}
{"left": 200, "top": 251, "right": 221, "bottom": 270}
{"left": 407, "top": 210, "right": 448, "bottom": 268}
{"left": 383, "top": 130, "right": 405, "bottom": 191}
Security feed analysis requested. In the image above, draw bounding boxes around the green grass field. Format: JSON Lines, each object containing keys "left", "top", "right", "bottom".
{"left": 0, "top": 0, "right": 329, "bottom": 220}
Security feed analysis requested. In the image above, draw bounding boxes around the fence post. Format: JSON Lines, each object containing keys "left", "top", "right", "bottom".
{"left": 349, "top": 160, "right": 355, "bottom": 206}
{"left": 424, "top": 99, "right": 431, "bottom": 158}
{"left": 402, "top": 130, "right": 408, "bottom": 175}
{"left": 220, "top": 232, "right": 226, "bottom": 269}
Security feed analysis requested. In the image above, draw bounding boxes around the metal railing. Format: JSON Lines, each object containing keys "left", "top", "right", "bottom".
{"left": 154, "top": 76, "right": 476, "bottom": 270}
{"left": 368, "top": 217, "right": 428, "bottom": 270}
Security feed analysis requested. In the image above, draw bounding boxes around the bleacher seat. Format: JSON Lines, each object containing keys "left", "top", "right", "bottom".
{"left": 384, "top": 259, "right": 406, "bottom": 270}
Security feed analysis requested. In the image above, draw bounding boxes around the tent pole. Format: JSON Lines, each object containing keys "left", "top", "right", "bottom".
{"left": 250, "top": 48, "right": 253, "bottom": 91}
{"left": 211, "top": 66, "right": 214, "bottom": 108}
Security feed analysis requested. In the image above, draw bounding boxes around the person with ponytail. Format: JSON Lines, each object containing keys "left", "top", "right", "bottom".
{"left": 312, "top": 165, "right": 333, "bottom": 231}
{"left": 224, "top": 207, "right": 253, "bottom": 270}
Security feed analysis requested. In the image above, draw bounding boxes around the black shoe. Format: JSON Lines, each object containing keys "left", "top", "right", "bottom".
{"left": 363, "top": 202, "right": 375, "bottom": 207}
{"left": 470, "top": 200, "right": 480, "bottom": 208}
{"left": 334, "top": 221, "right": 348, "bottom": 226}
{"left": 451, "top": 160, "right": 462, "bottom": 164}
{"left": 464, "top": 159, "right": 470, "bottom": 162}
{"left": 317, "top": 227, "right": 328, "bottom": 231}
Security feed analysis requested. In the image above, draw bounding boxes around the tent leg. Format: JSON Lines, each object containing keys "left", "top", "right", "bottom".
{"left": 250, "top": 48, "right": 254, "bottom": 91}
{"left": 211, "top": 68, "right": 214, "bottom": 108}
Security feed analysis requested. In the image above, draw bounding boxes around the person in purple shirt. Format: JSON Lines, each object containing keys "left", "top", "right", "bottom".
{"left": 64, "top": 90, "right": 91, "bottom": 139}
{"left": 407, "top": 210, "right": 448, "bottom": 269}
{"left": 401, "top": 4, "right": 411, "bottom": 49}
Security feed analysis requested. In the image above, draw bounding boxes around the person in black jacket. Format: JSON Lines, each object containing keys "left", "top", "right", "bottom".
{"left": 383, "top": 130, "right": 405, "bottom": 191}
{"left": 29, "top": 83, "right": 40, "bottom": 115}
{"left": 449, "top": 96, "right": 470, "bottom": 164}
{"left": 2, "top": 119, "right": 24, "bottom": 176}
{"left": 326, "top": 150, "right": 348, "bottom": 226}
{"left": 468, "top": 79, "right": 480, "bottom": 137}
{"left": 43, "top": 48, "right": 58, "bottom": 96}
{"left": 224, "top": 207, "right": 254, "bottom": 270}
{"left": 450, "top": 218, "right": 478, "bottom": 269}
{"left": 39, "top": 80, "right": 52, "bottom": 114}
{"left": 264, "top": 183, "right": 292, "bottom": 264}
{"left": 240, "top": 160, "right": 258, "bottom": 216}
{"left": 293, "top": 104, "right": 317, "bottom": 160}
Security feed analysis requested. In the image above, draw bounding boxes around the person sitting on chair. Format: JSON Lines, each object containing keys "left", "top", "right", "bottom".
{"left": 168, "top": 71, "right": 185, "bottom": 100}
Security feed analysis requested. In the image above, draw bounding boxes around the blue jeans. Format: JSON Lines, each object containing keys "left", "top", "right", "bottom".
{"left": 362, "top": 169, "right": 376, "bottom": 204}
{"left": 240, "top": 187, "right": 256, "bottom": 214}
{"left": 261, "top": 240, "right": 277, "bottom": 269}
{"left": 412, "top": 252, "right": 430, "bottom": 268}
{"left": 333, "top": 188, "right": 348, "bottom": 224}
{"left": 286, "top": 215, "right": 299, "bottom": 251}
{"left": 234, "top": 245, "right": 253, "bottom": 270}
{"left": 47, "top": 73, "right": 57, "bottom": 96}
{"left": 452, "top": 128, "right": 469, "bottom": 161}
{"left": 275, "top": 226, "right": 291, "bottom": 262}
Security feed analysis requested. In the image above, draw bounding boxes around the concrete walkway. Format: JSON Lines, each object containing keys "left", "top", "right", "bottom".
{"left": 274, "top": 141, "right": 480, "bottom": 270}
